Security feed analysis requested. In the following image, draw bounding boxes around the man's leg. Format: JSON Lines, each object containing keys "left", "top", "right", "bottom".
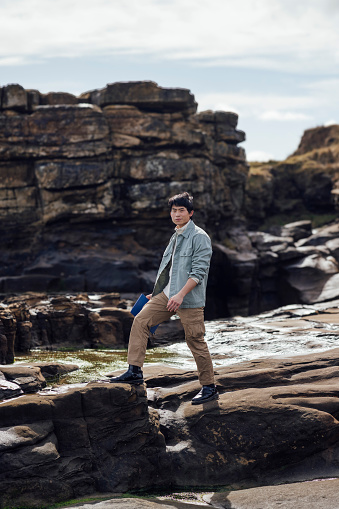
{"left": 177, "top": 306, "right": 218, "bottom": 404}
{"left": 127, "top": 292, "right": 173, "bottom": 366}
{"left": 110, "top": 292, "right": 172, "bottom": 384}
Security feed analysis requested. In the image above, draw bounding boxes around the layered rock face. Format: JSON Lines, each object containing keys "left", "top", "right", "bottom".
{"left": 0, "top": 81, "right": 247, "bottom": 300}
{"left": 0, "top": 381, "right": 165, "bottom": 508}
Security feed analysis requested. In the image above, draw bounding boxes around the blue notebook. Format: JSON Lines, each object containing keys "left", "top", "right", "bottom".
{"left": 130, "top": 294, "right": 159, "bottom": 334}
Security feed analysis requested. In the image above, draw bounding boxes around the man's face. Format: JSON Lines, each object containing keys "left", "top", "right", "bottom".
{"left": 170, "top": 205, "right": 193, "bottom": 228}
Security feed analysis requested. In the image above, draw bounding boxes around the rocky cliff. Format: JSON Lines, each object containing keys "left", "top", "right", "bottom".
{"left": 0, "top": 81, "right": 247, "bottom": 305}
{"left": 245, "top": 124, "right": 339, "bottom": 230}
{"left": 1, "top": 81, "right": 339, "bottom": 322}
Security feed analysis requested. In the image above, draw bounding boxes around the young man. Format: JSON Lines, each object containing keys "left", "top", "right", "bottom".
{"left": 110, "top": 192, "right": 218, "bottom": 405}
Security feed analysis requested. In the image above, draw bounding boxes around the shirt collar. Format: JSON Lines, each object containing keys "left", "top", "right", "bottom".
{"left": 175, "top": 219, "right": 191, "bottom": 235}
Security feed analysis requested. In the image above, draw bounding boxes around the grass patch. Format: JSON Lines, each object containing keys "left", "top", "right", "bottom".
{"left": 56, "top": 347, "right": 83, "bottom": 353}
{"left": 49, "top": 492, "right": 150, "bottom": 508}
{"left": 48, "top": 494, "right": 121, "bottom": 508}
{"left": 222, "top": 238, "right": 237, "bottom": 250}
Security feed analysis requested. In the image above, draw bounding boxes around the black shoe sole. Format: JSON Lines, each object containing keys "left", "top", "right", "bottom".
{"left": 109, "top": 378, "right": 144, "bottom": 385}
{"left": 191, "top": 392, "right": 219, "bottom": 405}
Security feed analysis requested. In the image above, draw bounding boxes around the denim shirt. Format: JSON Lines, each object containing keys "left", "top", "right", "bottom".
{"left": 152, "top": 220, "right": 212, "bottom": 308}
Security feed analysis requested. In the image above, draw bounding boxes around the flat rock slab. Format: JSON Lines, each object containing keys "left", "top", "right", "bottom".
{"left": 204, "top": 478, "right": 339, "bottom": 509}
{"left": 59, "top": 497, "right": 202, "bottom": 509}
{"left": 59, "top": 478, "right": 339, "bottom": 508}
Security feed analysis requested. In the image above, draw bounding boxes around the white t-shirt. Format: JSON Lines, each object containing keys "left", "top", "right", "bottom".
{"left": 163, "top": 220, "right": 199, "bottom": 298}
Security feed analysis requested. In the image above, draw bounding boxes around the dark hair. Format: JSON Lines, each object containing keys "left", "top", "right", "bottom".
{"left": 168, "top": 192, "right": 194, "bottom": 212}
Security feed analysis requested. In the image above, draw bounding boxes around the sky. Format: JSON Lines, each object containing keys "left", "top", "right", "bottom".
{"left": 1, "top": 0, "right": 339, "bottom": 161}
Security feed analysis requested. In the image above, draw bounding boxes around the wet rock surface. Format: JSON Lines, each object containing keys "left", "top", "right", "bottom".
{"left": 0, "top": 362, "right": 78, "bottom": 400}
{"left": 0, "top": 291, "right": 184, "bottom": 363}
{"left": 4, "top": 220, "right": 339, "bottom": 365}
{"left": 55, "top": 478, "right": 339, "bottom": 509}
{"left": 203, "top": 478, "right": 339, "bottom": 509}
{"left": 212, "top": 219, "right": 339, "bottom": 317}
{"left": 2, "top": 301, "right": 339, "bottom": 507}
{"left": 60, "top": 499, "right": 203, "bottom": 509}
{"left": 0, "top": 382, "right": 165, "bottom": 508}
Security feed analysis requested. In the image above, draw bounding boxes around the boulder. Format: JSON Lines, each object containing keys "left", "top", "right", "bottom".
{"left": 0, "top": 379, "right": 23, "bottom": 400}
{"left": 280, "top": 219, "right": 313, "bottom": 241}
{"left": 88, "top": 308, "right": 134, "bottom": 348}
{"left": 28, "top": 362, "right": 79, "bottom": 380}
{"left": 0, "top": 365, "right": 46, "bottom": 393}
{"left": 26, "top": 89, "right": 40, "bottom": 111}
{"left": 79, "top": 81, "right": 197, "bottom": 114}
{"left": 1, "top": 84, "right": 27, "bottom": 112}
{"left": 244, "top": 221, "right": 339, "bottom": 312}
{"left": 0, "top": 383, "right": 165, "bottom": 508}
{"left": 0, "top": 362, "right": 78, "bottom": 399}
{"left": 285, "top": 254, "right": 339, "bottom": 304}
{"left": 297, "top": 222, "right": 339, "bottom": 247}
{"left": 40, "top": 92, "right": 78, "bottom": 106}
{"left": 196, "top": 110, "right": 246, "bottom": 144}
{"left": 326, "top": 237, "right": 339, "bottom": 262}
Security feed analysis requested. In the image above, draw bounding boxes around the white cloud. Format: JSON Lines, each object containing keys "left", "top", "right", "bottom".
{"left": 303, "top": 78, "right": 339, "bottom": 90}
{"left": 197, "top": 92, "right": 316, "bottom": 118}
{"left": 259, "top": 110, "right": 313, "bottom": 122}
{"left": 0, "top": 0, "right": 339, "bottom": 74}
{"left": 247, "top": 150, "right": 275, "bottom": 162}
{"left": 324, "top": 119, "right": 338, "bottom": 126}
{"left": 0, "top": 56, "right": 27, "bottom": 66}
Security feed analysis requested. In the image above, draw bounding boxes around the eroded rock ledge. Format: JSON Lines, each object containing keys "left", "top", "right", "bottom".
{"left": 0, "top": 292, "right": 184, "bottom": 364}
{"left": 2, "top": 346, "right": 339, "bottom": 508}
{"left": 0, "top": 81, "right": 247, "bottom": 304}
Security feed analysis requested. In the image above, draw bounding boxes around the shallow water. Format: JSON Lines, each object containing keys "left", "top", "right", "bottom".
{"left": 15, "top": 305, "right": 339, "bottom": 384}
{"left": 15, "top": 347, "right": 183, "bottom": 384}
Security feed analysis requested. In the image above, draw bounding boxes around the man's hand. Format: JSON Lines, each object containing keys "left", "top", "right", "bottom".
{"left": 146, "top": 294, "right": 152, "bottom": 300}
{"left": 166, "top": 278, "right": 198, "bottom": 312}
{"left": 167, "top": 293, "right": 184, "bottom": 312}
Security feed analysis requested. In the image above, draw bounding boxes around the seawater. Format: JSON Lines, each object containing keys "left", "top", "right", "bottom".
{"left": 14, "top": 347, "right": 183, "bottom": 384}
{"left": 13, "top": 311, "right": 339, "bottom": 385}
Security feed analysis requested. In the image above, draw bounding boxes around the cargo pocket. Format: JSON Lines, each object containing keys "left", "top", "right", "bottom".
{"left": 183, "top": 320, "right": 205, "bottom": 342}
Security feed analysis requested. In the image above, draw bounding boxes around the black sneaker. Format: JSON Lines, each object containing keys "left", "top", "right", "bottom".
{"left": 192, "top": 385, "right": 218, "bottom": 405}
{"left": 109, "top": 366, "right": 144, "bottom": 385}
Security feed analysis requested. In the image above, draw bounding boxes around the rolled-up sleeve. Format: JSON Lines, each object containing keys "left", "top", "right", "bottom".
{"left": 188, "top": 235, "right": 212, "bottom": 284}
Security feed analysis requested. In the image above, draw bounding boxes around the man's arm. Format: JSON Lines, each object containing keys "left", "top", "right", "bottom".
{"left": 188, "top": 234, "right": 212, "bottom": 284}
{"left": 166, "top": 278, "right": 197, "bottom": 312}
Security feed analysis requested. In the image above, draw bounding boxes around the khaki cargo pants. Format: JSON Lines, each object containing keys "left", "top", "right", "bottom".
{"left": 127, "top": 291, "right": 215, "bottom": 386}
